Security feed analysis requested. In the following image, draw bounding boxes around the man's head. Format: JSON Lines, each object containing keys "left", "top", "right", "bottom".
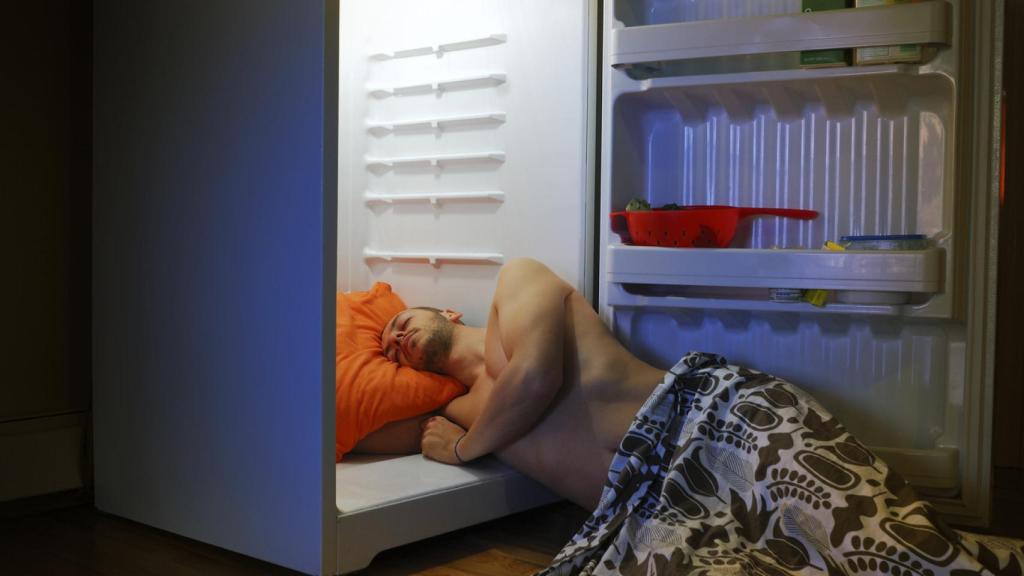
{"left": 381, "top": 306, "right": 463, "bottom": 373}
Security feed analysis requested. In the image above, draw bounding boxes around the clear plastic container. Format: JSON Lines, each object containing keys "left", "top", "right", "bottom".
{"left": 839, "top": 234, "right": 929, "bottom": 250}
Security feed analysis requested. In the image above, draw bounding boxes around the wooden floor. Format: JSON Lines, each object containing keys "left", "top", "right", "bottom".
{"left": 1, "top": 488, "right": 1020, "bottom": 575}
{"left": 0, "top": 497, "right": 589, "bottom": 576}
{"left": 357, "top": 501, "right": 589, "bottom": 576}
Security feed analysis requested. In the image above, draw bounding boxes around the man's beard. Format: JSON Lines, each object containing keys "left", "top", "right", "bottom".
{"left": 421, "top": 317, "right": 454, "bottom": 373}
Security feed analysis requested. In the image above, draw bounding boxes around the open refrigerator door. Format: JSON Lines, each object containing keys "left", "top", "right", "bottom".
{"left": 599, "top": 0, "right": 1002, "bottom": 527}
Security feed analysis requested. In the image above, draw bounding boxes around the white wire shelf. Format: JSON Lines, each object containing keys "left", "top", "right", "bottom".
{"left": 365, "top": 152, "right": 505, "bottom": 171}
{"left": 363, "top": 249, "right": 504, "bottom": 267}
{"left": 366, "top": 112, "right": 506, "bottom": 135}
{"left": 363, "top": 191, "right": 505, "bottom": 205}
{"left": 368, "top": 73, "right": 506, "bottom": 99}
{"left": 369, "top": 33, "right": 507, "bottom": 61}
{"left": 610, "top": 0, "right": 950, "bottom": 66}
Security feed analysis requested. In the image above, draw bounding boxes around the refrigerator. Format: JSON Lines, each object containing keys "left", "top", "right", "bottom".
{"left": 92, "top": 0, "right": 1003, "bottom": 574}
{"left": 336, "top": 0, "right": 1003, "bottom": 571}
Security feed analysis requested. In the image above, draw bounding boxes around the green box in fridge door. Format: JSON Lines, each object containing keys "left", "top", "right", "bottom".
{"left": 853, "top": 0, "right": 926, "bottom": 65}
{"left": 800, "top": 0, "right": 852, "bottom": 68}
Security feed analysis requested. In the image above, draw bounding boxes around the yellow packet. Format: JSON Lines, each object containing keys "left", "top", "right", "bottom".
{"left": 803, "top": 241, "right": 847, "bottom": 307}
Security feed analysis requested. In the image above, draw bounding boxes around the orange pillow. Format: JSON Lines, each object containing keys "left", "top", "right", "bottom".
{"left": 336, "top": 283, "right": 466, "bottom": 461}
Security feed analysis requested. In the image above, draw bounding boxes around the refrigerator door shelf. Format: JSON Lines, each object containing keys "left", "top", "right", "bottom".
{"left": 369, "top": 33, "right": 507, "bottom": 61}
{"left": 610, "top": 0, "right": 951, "bottom": 66}
{"left": 607, "top": 244, "right": 943, "bottom": 292}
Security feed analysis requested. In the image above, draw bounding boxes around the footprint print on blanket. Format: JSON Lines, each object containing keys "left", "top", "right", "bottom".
{"left": 539, "top": 352, "right": 1012, "bottom": 576}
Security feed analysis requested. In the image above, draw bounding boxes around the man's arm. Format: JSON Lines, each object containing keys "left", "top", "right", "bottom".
{"left": 422, "top": 258, "right": 571, "bottom": 464}
{"left": 352, "top": 414, "right": 435, "bottom": 455}
{"left": 441, "top": 378, "right": 489, "bottom": 430}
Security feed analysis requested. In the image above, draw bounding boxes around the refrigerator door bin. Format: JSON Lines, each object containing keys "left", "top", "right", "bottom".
{"left": 615, "top": 0, "right": 802, "bottom": 27}
{"left": 606, "top": 245, "right": 945, "bottom": 315}
{"left": 610, "top": 0, "right": 951, "bottom": 67}
{"left": 607, "top": 246, "right": 942, "bottom": 291}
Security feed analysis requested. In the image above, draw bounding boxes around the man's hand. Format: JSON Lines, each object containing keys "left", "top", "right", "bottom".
{"left": 420, "top": 416, "right": 468, "bottom": 465}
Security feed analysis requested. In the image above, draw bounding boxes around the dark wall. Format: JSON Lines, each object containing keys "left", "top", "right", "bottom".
{"left": 994, "top": 0, "right": 1024, "bottom": 475}
{"left": 0, "top": 3, "right": 91, "bottom": 421}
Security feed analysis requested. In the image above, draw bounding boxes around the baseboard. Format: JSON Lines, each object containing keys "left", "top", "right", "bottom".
{"left": 0, "top": 412, "right": 87, "bottom": 503}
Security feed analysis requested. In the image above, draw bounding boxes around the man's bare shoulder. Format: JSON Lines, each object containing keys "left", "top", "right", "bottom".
{"left": 494, "top": 258, "right": 572, "bottom": 303}
{"left": 487, "top": 258, "right": 573, "bottom": 359}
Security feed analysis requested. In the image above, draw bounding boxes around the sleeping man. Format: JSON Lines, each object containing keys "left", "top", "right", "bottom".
{"left": 374, "top": 258, "right": 1015, "bottom": 575}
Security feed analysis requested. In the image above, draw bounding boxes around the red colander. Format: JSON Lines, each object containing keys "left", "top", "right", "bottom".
{"left": 610, "top": 205, "right": 819, "bottom": 248}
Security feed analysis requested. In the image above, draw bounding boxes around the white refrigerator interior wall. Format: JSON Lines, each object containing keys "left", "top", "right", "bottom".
{"left": 335, "top": 1, "right": 594, "bottom": 572}
{"left": 338, "top": 0, "right": 594, "bottom": 325}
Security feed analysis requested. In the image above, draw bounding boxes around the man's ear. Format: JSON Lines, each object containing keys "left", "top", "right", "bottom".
{"left": 441, "top": 309, "right": 463, "bottom": 324}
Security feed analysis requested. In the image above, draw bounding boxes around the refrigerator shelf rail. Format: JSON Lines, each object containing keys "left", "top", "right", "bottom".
{"left": 369, "top": 33, "right": 507, "bottom": 62}
{"left": 607, "top": 245, "right": 943, "bottom": 292}
{"left": 607, "top": 283, "right": 912, "bottom": 316}
{"left": 365, "top": 151, "right": 505, "bottom": 171}
{"left": 363, "top": 249, "right": 504, "bottom": 266}
{"left": 609, "top": 0, "right": 951, "bottom": 67}
{"left": 633, "top": 63, "right": 924, "bottom": 93}
{"left": 366, "top": 112, "right": 506, "bottom": 135}
{"left": 364, "top": 191, "right": 505, "bottom": 205}
{"left": 367, "top": 73, "right": 507, "bottom": 98}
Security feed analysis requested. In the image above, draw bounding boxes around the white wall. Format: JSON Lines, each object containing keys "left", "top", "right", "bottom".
{"left": 93, "top": 1, "right": 336, "bottom": 573}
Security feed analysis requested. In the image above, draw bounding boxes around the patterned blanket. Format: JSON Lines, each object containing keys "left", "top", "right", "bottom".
{"left": 539, "top": 352, "right": 1024, "bottom": 576}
